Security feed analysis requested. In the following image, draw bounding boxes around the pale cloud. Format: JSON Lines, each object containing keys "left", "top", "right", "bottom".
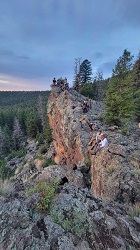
{"left": 0, "top": 79, "right": 10, "bottom": 85}
{"left": 0, "top": 74, "right": 50, "bottom": 91}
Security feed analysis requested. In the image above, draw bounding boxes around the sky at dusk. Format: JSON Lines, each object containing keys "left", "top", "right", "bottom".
{"left": 0, "top": 0, "right": 140, "bottom": 91}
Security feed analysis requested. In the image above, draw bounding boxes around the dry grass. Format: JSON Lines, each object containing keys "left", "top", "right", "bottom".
{"left": 0, "top": 178, "right": 14, "bottom": 195}
{"left": 128, "top": 202, "right": 140, "bottom": 220}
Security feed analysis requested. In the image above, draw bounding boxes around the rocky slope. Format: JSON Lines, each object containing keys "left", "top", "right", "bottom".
{"left": 0, "top": 86, "right": 140, "bottom": 250}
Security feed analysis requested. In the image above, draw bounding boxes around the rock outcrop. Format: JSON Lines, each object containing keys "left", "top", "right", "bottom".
{"left": 48, "top": 86, "right": 140, "bottom": 203}
{"left": 48, "top": 87, "right": 104, "bottom": 166}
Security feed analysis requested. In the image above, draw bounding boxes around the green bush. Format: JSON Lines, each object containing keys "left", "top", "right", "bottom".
{"left": 44, "top": 114, "right": 53, "bottom": 144}
{"left": 42, "top": 158, "right": 55, "bottom": 168}
{"left": 34, "top": 155, "right": 44, "bottom": 160}
{"left": 7, "top": 150, "right": 26, "bottom": 160}
{"left": 26, "top": 181, "right": 58, "bottom": 212}
{"left": 51, "top": 206, "right": 90, "bottom": 237}
{"left": 29, "top": 161, "right": 36, "bottom": 170}
{"left": 36, "top": 133, "right": 44, "bottom": 144}
{"left": 128, "top": 203, "right": 140, "bottom": 221}
{"left": 79, "top": 83, "right": 94, "bottom": 99}
{"left": 120, "top": 125, "right": 130, "bottom": 135}
{"left": 84, "top": 156, "right": 91, "bottom": 167}
{"left": 39, "top": 145, "right": 48, "bottom": 154}
{"left": 0, "top": 158, "right": 12, "bottom": 180}
{"left": 44, "top": 127, "right": 52, "bottom": 144}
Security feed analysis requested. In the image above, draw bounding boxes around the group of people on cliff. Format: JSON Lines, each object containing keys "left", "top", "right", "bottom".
{"left": 52, "top": 77, "right": 109, "bottom": 156}
{"left": 52, "top": 77, "right": 69, "bottom": 91}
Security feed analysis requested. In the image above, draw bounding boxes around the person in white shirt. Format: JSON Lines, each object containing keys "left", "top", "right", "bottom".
{"left": 93, "top": 133, "right": 109, "bottom": 154}
{"left": 99, "top": 134, "right": 109, "bottom": 148}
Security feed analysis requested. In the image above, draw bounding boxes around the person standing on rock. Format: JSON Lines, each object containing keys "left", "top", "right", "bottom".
{"left": 88, "top": 99, "right": 92, "bottom": 109}
{"left": 53, "top": 78, "right": 56, "bottom": 85}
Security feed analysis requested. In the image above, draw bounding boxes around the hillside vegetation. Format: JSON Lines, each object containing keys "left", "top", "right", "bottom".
{"left": 0, "top": 91, "right": 51, "bottom": 178}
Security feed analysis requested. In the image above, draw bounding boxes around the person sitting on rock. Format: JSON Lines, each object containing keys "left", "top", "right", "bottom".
{"left": 82, "top": 100, "right": 88, "bottom": 113}
{"left": 92, "top": 133, "right": 109, "bottom": 155}
{"left": 64, "top": 82, "right": 69, "bottom": 91}
{"left": 88, "top": 130, "right": 102, "bottom": 150}
{"left": 86, "top": 120, "right": 93, "bottom": 131}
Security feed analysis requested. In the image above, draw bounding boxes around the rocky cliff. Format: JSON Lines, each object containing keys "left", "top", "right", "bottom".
{"left": 47, "top": 86, "right": 104, "bottom": 165}
{"left": 48, "top": 85, "right": 140, "bottom": 204}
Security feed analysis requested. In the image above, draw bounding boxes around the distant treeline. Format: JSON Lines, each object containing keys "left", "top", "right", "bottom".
{"left": 0, "top": 91, "right": 50, "bottom": 106}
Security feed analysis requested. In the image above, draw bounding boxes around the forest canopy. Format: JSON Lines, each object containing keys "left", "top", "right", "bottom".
{"left": 0, "top": 91, "right": 51, "bottom": 156}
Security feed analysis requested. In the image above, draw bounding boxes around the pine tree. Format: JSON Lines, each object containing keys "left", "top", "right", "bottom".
{"left": 0, "top": 126, "right": 5, "bottom": 155}
{"left": 44, "top": 114, "right": 52, "bottom": 144}
{"left": 3, "top": 124, "right": 12, "bottom": 154}
{"left": 12, "top": 117, "right": 23, "bottom": 150}
{"left": 93, "top": 71, "right": 107, "bottom": 100}
{"left": 133, "top": 54, "right": 140, "bottom": 119}
{"left": 79, "top": 83, "right": 94, "bottom": 99}
{"left": 73, "top": 57, "right": 82, "bottom": 91}
{"left": 112, "top": 49, "right": 133, "bottom": 78}
{"left": 104, "top": 49, "right": 134, "bottom": 125}
{"left": 80, "top": 59, "right": 92, "bottom": 86}
{"left": 38, "top": 95, "right": 46, "bottom": 132}
{"left": 25, "top": 113, "right": 40, "bottom": 138}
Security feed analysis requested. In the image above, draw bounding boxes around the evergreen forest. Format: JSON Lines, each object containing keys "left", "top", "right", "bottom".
{"left": 73, "top": 49, "right": 140, "bottom": 125}
{"left": 0, "top": 91, "right": 51, "bottom": 159}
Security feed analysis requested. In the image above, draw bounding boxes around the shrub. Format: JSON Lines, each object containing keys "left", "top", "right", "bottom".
{"left": 98, "top": 114, "right": 105, "bottom": 122}
{"left": 39, "top": 145, "right": 48, "bottom": 154}
{"left": 29, "top": 161, "right": 36, "bottom": 170}
{"left": 128, "top": 203, "right": 140, "bottom": 221}
{"left": 84, "top": 156, "right": 91, "bottom": 167}
{"left": 79, "top": 83, "right": 94, "bottom": 99}
{"left": 42, "top": 158, "right": 55, "bottom": 168}
{"left": 26, "top": 181, "right": 58, "bottom": 212}
{"left": 7, "top": 150, "right": 26, "bottom": 160}
{"left": 51, "top": 206, "right": 90, "bottom": 237}
{"left": 36, "top": 133, "right": 44, "bottom": 144}
{"left": 44, "top": 127, "right": 52, "bottom": 144}
{"left": 131, "top": 169, "right": 140, "bottom": 176}
{"left": 44, "top": 115, "right": 53, "bottom": 144}
{"left": 0, "top": 158, "right": 12, "bottom": 180}
{"left": 0, "top": 178, "right": 14, "bottom": 195}
{"left": 120, "top": 125, "right": 130, "bottom": 135}
{"left": 34, "top": 155, "right": 44, "bottom": 161}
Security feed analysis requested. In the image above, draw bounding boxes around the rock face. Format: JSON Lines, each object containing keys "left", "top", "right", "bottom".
{"left": 48, "top": 87, "right": 104, "bottom": 166}
{"left": 48, "top": 86, "right": 140, "bottom": 203}
{"left": 0, "top": 86, "right": 140, "bottom": 250}
{"left": 91, "top": 146, "right": 140, "bottom": 203}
